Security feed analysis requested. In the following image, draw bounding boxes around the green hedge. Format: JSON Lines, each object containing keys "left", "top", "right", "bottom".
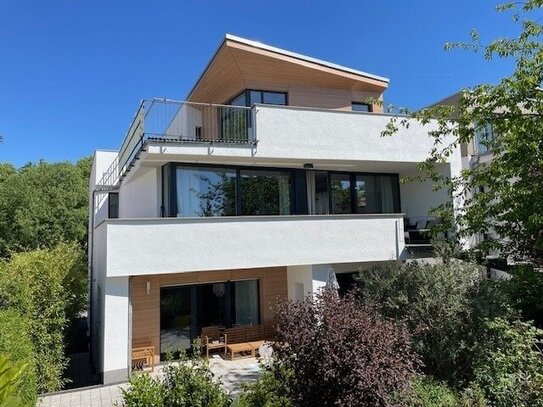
{"left": 0, "top": 309, "right": 37, "bottom": 406}
{"left": 0, "top": 243, "right": 87, "bottom": 392}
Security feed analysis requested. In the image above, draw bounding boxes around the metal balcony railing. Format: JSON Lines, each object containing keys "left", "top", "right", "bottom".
{"left": 99, "top": 99, "right": 255, "bottom": 185}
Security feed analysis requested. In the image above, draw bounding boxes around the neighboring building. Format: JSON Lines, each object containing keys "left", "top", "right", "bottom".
{"left": 89, "top": 34, "right": 462, "bottom": 383}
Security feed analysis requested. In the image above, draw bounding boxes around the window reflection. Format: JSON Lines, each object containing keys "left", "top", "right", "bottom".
{"left": 241, "top": 169, "right": 292, "bottom": 215}
{"left": 176, "top": 167, "right": 237, "bottom": 217}
{"left": 331, "top": 173, "right": 351, "bottom": 214}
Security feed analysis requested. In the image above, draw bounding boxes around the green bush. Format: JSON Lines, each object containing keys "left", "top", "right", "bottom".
{"left": 233, "top": 364, "right": 293, "bottom": 407}
{"left": 503, "top": 264, "right": 543, "bottom": 327}
{"left": 468, "top": 318, "right": 543, "bottom": 406}
{"left": 356, "top": 261, "right": 515, "bottom": 386}
{"left": 119, "top": 355, "right": 230, "bottom": 407}
{"left": 0, "top": 310, "right": 37, "bottom": 406}
{"left": 0, "top": 243, "right": 87, "bottom": 392}
{"left": 0, "top": 355, "right": 29, "bottom": 407}
{"left": 408, "top": 376, "right": 459, "bottom": 407}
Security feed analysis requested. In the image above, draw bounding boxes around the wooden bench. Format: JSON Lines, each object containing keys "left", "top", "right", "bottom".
{"left": 132, "top": 342, "right": 155, "bottom": 372}
{"left": 224, "top": 327, "right": 253, "bottom": 359}
{"left": 246, "top": 325, "right": 266, "bottom": 353}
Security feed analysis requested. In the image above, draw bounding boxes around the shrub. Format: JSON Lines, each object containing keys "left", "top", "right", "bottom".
{"left": 408, "top": 376, "right": 459, "bottom": 407}
{"left": 0, "top": 355, "right": 28, "bottom": 407}
{"left": 503, "top": 264, "right": 543, "bottom": 327}
{"left": 0, "top": 309, "right": 37, "bottom": 406}
{"left": 0, "top": 243, "right": 87, "bottom": 392}
{"left": 356, "top": 261, "right": 514, "bottom": 386}
{"left": 468, "top": 318, "right": 543, "bottom": 406}
{"left": 119, "top": 355, "right": 230, "bottom": 407}
{"left": 272, "top": 289, "right": 419, "bottom": 407}
{"left": 233, "top": 364, "right": 293, "bottom": 407}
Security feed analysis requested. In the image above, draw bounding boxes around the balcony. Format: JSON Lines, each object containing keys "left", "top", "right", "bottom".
{"left": 100, "top": 99, "right": 458, "bottom": 187}
{"left": 95, "top": 214, "right": 405, "bottom": 277}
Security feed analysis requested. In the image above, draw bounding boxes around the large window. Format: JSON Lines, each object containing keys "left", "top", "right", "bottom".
{"left": 329, "top": 173, "right": 400, "bottom": 214}
{"left": 240, "top": 169, "right": 292, "bottom": 215}
{"left": 175, "top": 166, "right": 237, "bottom": 217}
{"left": 166, "top": 164, "right": 295, "bottom": 217}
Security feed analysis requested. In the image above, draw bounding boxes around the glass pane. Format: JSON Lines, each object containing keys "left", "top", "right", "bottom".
{"left": 221, "top": 107, "right": 248, "bottom": 142}
{"left": 240, "top": 169, "right": 292, "bottom": 215}
{"left": 262, "top": 92, "right": 286, "bottom": 105}
{"left": 197, "top": 283, "right": 226, "bottom": 331}
{"left": 160, "top": 286, "right": 192, "bottom": 355}
{"left": 352, "top": 103, "right": 371, "bottom": 112}
{"left": 249, "top": 91, "right": 262, "bottom": 106}
{"left": 355, "top": 175, "right": 377, "bottom": 213}
{"left": 231, "top": 280, "right": 259, "bottom": 326}
{"left": 379, "top": 175, "right": 398, "bottom": 213}
{"left": 176, "top": 167, "right": 237, "bottom": 217}
{"left": 331, "top": 173, "right": 351, "bottom": 214}
{"left": 230, "top": 93, "right": 247, "bottom": 107}
{"left": 314, "top": 171, "right": 330, "bottom": 215}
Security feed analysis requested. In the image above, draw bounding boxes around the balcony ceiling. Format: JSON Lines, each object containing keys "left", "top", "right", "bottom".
{"left": 187, "top": 36, "right": 389, "bottom": 104}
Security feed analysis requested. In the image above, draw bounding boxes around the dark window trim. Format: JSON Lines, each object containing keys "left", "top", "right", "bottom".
{"left": 351, "top": 101, "right": 373, "bottom": 113}
{"left": 226, "top": 89, "right": 288, "bottom": 107}
{"left": 108, "top": 192, "right": 119, "bottom": 219}
{"left": 162, "top": 162, "right": 401, "bottom": 217}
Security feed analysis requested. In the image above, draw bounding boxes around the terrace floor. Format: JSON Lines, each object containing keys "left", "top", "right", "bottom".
{"left": 37, "top": 356, "right": 261, "bottom": 407}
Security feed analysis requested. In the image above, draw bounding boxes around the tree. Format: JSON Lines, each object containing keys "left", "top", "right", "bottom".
{"left": 271, "top": 289, "right": 419, "bottom": 407}
{"left": 0, "top": 157, "right": 91, "bottom": 257}
{"left": 383, "top": 1, "right": 543, "bottom": 266}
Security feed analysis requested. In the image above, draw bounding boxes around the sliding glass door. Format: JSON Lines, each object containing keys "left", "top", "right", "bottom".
{"left": 159, "top": 280, "right": 260, "bottom": 359}
{"left": 160, "top": 286, "right": 192, "bottom": 357}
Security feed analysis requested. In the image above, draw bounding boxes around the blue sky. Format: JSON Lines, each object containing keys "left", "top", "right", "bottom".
{"left": 0, "top": 0, "right": 519, "bottom": 167}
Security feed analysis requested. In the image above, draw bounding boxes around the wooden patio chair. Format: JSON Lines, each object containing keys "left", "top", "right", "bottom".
{"left": 201, "top": 325, "right": 226, "bottom": 358}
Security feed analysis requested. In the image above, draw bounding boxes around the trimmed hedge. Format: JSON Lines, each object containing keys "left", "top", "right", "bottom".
{"left": 0, "top": 309, "right": 37, "bottom": 406}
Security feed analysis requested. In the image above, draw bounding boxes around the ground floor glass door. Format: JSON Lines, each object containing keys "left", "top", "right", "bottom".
{"left": 159, "top": 280, "right": 260, "bottom": 359}
{"left": 160, "top": 286, "right": 193, "bottom": 357}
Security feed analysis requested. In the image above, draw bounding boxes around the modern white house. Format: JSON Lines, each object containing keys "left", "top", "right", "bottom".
{"left": 88, "top": 34, "right": 462, "bottom": 384}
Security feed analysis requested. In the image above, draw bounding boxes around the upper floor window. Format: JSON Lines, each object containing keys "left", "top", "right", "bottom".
{"left": 228, "top": 90, "right": 287, "bottom": 107}
{"left": 351, "top": 102, "right": 372, "bottom": 113}
{"left": 474, "top": 123, "right": 496, "bottom": 154}
{"left": 108, "top": 192, "right": 119, "bottom": 218}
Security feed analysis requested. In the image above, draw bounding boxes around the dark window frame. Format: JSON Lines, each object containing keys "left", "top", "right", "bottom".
{"left": 226, "top": 89, "right": 288, "bottom": 107}
{"left": 351, "top": 102, "right": 373, "bottom": 113}
{"left": 163, "top": 162, "right": 299, "bottom": 217}
{"left": 326, "top": 170, "right": 401, "bottom": 215}
{"left": 108, "top": 192, "right": 119, "bottom": 219}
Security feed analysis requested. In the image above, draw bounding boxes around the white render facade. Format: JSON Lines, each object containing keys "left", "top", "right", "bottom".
{"left": 89, "top": 35, "right": 462, "bottom": 384}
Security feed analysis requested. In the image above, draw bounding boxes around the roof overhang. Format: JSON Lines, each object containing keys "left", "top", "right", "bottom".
{"left": 187, "top": 34, "right": 389, "bottom": 103}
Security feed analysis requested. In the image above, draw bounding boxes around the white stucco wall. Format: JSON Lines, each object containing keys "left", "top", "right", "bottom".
{"left": 102, "top": 276, "right": 130, "bottom": 383}
{"left": 119, "top": 167, "right": 160, "bottom": 218}
{"left": 98, "top": 214, "right": 405, "bottom": 277}
{"left": 287, "top": 265, "right": 313, "bottom": 300}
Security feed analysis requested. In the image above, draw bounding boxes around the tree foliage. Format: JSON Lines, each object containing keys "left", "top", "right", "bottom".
{"left": 272, "top": 289, "right": 419, "bottom": 407}
{"left": 468, "top": 318, "right": 543, "bottom": 406}
{"left": 0, "top": 157, "right": 91, "bottom": 257}
{"left": 382, "top": 1, "right": 543, "bottom": 265}
{"left": 0, "top": 243, "right": 87, "bottom": 393}
{"left": 357, "top": 261, "right": 515, "bottom": 386}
